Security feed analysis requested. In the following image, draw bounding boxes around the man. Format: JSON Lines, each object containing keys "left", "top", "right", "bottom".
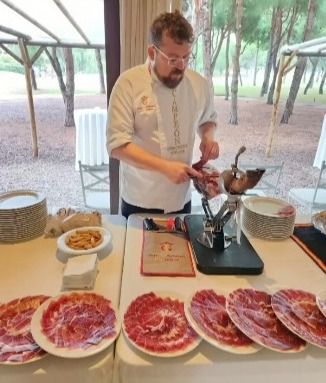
{"left": 107, "top": 10, "right": 219, "bottom": 218}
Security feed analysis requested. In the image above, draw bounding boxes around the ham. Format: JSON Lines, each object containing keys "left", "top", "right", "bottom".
{"left": 41, "top": 292, "right": 117, "bottom": 349}
{"left": 226, "top": 288, "right": 306, "bottom": 352}
{"left": 0, "top": 295, "right": 49, "bottom": 363}
{"left": 123, "top": 292, "right": 199, "bottom": 355}
{"left": 272, "top": 289, "right": 326, "bottom": 349}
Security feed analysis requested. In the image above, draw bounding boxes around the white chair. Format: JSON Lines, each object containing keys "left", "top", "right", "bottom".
{"left": 288, "top": 160, "right": 326, "bottom": 214}
{"left": 78, "top": 161, "right": 110, "bottom": 212}
{"left": 239, "top": 162, "right": 284, "bottom": 197}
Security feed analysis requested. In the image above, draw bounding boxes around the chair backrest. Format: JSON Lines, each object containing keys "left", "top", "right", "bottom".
{"left": 239, "top": 162, "right": 284, "bottom": 196}
{"left": 78, "top": 161, "right": 110, "bottom": 211}
{"left": 312, "top": 160, "right": 326, "bottom": 205}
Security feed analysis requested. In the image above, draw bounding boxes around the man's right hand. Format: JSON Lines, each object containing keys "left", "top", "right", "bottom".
{"left": 162, "top": 161, "right": 202, "bottom": 184}
{"left": 111, "top": 143, "right": 202, "bottom": 184}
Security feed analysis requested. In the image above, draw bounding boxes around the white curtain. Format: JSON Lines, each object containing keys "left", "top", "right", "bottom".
{"left": 120, "top": 0, "right": 182, "bottom": 72}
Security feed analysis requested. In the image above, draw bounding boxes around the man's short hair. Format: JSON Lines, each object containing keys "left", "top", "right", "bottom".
{"left": 149, "top": 10, "right": 194, "bottom": 47}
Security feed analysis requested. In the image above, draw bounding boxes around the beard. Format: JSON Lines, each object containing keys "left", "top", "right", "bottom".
{"left": 155, "top": 68, "right": 184, "bottom": 89}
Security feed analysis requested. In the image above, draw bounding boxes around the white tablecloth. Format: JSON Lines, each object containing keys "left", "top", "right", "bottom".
{"left": 313, "top": 114, "right": 326, "bottom": 168}
{"left": 75, "top": 108, "right": 109, "bottom": 170}
{"left": 114, "top": 215, "right": 325, "bottom": 383}
{"left": 0, "top": 215, "right": 126, "bottom": 383}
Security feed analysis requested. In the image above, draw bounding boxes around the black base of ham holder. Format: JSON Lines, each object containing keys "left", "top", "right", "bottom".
{"left": 184, "top": 215, "right": 264, "bottom": 275}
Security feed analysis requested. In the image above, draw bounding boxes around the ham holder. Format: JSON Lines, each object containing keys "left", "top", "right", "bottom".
{"left": 185, "top": 146, "right": 264, "bottom": 275}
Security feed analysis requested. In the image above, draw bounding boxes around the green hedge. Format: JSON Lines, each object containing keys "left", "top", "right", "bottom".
{"left": 0, "top": 62, "right": 24, "bottom": 74}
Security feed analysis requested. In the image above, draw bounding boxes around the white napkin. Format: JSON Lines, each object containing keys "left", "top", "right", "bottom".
{"left": 62, "top": 253, "right": 98, "bottom": 290}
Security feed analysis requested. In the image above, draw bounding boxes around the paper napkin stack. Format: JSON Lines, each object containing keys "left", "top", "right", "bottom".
{"left": 62, "top": 253, "right": 98, "bottom": 290}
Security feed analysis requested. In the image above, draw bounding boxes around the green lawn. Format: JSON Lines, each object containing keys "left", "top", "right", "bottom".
{"left": 214, "top": 84, "right": 326, "bottom": 104}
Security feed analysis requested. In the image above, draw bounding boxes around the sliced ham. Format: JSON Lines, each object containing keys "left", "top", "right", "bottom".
{"left": 41, "top": 292, "right": 117, "bottom": 350}
{"left": 0, "top": 295, "right": 49, "bottom": 363}
{"left": 272, "top": 289, "right": 326, "bottom": 349}
{"left": 189, "top": 289, "right": 256, "bottom": 352}
{"left": 123, "top": 292, "right": 199, "bottom": 355}
{"left": 226, "top": 288, "right": 306, "bottom": 353}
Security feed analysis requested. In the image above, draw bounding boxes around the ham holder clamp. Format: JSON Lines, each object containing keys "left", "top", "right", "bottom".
{"left": 184, "top": 147, "right": 265, "bottom": 275}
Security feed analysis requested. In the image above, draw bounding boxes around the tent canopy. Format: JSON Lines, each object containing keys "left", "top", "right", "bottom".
{"left": 0, "top": 0, "right": 104, "bottom": 49}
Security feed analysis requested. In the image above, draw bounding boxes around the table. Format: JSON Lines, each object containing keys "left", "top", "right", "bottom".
{"left": 114, "top": 215, "right": 325, "bottom": 383}
{"left": 313, "top": 114, "right": 326, "bottom": 169}
{"left": 0, "top": 215, "right": 126, "bottom": 383}
{"left": 75, "top": 108, "right": 109, "bottom": 170}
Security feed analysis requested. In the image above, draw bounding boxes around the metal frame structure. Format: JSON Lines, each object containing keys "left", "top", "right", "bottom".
{"left": 0, "top": 0, "right": 105, "bottom": 157}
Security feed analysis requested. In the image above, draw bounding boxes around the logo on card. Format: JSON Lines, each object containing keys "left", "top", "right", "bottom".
{"left": 160, "top": 241, "right": 173, "bottom": 252}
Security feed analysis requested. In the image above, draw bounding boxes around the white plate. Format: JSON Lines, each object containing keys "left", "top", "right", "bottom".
{"left": 271, "top": 289, "right": 326, "bottom": 350}
{"left": 122, "top": 291, "right": 201, "bottom": 358}
{"left": 31, "top": 292, "right": 121, "bottom": 358}
{"left": 243, "top": 197, "right": 295, "bottom": 218}
{"left": 0, "top": 190, "right": 45, "bottom": 210}
{"left": 184, "top": 289, "right": 260, "bottom": 354}
{"left": 226, "top": 289, "right": 307, "bottom": 353}
{"left": 0, "top": 350, "right": 47, "bottom": 366}
{"left": 57, "top": 226, "right": 111, "bottom": 257}
{"left": 242, "top": 203, "right": 295, "bottom": 240}
{"left": 0, "top": 295, "right": 49, "bottom": 365}
{"left": 316, "top": 290, "right": 326, "bottom": 318}
{"left": 56, "top": 240, "right": 113, "bottom": 263}
{"left": 312, "top": 211, "right": 326, "bottom": 235}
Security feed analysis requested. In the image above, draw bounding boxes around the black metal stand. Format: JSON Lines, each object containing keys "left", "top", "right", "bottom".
{"left": 184, "top": 215, "right": 264, "bottom": 275}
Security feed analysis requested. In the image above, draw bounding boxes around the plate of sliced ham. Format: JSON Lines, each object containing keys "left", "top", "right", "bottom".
{"left": 184, "top": 289, "right": 260, "bottom": 354}
{"left": 0, "top": 295, "right": 49, "bottom": 365}
{"left": 316, "top": 290, "right": 326, "bottom": 318}
{"left": 122, "top": 291, "right": 201, "bottom": 357}
{"left": 272, "top": 289, "right": 326, "bottom": 349}
{"left": 226, "top": 288, "right": 306, "bottom": 353}
{"left": 31, "top": 291, "right": 120, "bottom": 358}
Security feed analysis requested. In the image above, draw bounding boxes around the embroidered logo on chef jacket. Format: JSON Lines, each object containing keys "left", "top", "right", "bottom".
{"left": 136, "top": 95, "right": 156, "bottom": 112}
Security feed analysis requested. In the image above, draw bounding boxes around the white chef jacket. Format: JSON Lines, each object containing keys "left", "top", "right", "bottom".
{"left": 107, "top": 63, "right": 217, "bottom": 213}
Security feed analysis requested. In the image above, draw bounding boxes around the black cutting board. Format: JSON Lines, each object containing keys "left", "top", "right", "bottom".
{"left": 184, "top": 215, "right": 264, "bottom": 275}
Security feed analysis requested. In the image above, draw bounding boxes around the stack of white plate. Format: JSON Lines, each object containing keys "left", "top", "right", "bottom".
{"left": 0, "top": 190, "right": 47, "bottom": 243}
{"left": 242, "top": 197, "right": 295, "bottom": 240}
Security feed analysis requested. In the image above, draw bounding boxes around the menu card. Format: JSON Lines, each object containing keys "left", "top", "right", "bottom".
{"left": 141, "top": 220, "right": 195, "bottom": 277}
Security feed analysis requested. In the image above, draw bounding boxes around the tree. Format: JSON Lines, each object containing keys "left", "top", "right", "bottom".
{"left": 266, "top": 6, "right": 283, "bottom": 105}
{"left": 319, "top": 66, "right": 326, "bottom": 94}
{"left": 45, "top": 47, "right": 75, "bottom": 127}
{"left": 95, "top": 48, "right": 105, "bottom": 94}
{"left": 199, "top": 0, "right": 231, "bottom": 92}
{"left": 303, "top": 57, "right": 318, "bottom": 94}
{"left": 260, "top": 8, "right": 276, "bottom": 97}
{"left": 27, "top": 46, "right": 47, "bottom": 91}
{"left": 281, "top": 0, "right": 317, "bottom": 124}
{"left": 259, "top": 1, "right": 305, "bottom": 99}
{"left": 224, "top": 29, "right": 230, "bottom": 100}
{"left": 253, "top": 40, "right": 259, "bottom": 86}
{"left": 267, "top": 3, "right": 305, "bottom": 104}
{"left": 229, "top": 0, "right": 243, "bottom": 125}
